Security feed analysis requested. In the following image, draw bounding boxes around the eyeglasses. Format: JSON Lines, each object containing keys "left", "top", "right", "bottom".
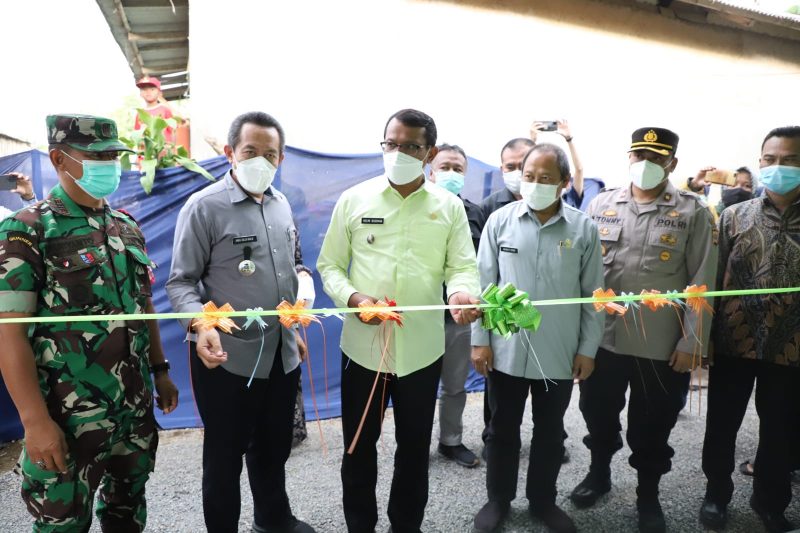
{"left": 380, "top": 141, "right": 427, "bottom": 155}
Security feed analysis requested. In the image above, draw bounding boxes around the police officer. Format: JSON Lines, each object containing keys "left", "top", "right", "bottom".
{"left": 0, "top": 114, "right": 178, "bottom": 532}
{"left": 166, "top": 111, "right": 315, "bottom": 533}
{"left": 570, "top": 128, "right": 717, "bottom": 533}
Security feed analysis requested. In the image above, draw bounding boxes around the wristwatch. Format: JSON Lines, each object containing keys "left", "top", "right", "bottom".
{"left": 150, "top": 360, "right": 171, "bottom": 375}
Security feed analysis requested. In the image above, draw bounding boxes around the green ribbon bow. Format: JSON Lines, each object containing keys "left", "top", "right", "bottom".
{"left": 481, "top": 283, "right": 542, "bottom": 339}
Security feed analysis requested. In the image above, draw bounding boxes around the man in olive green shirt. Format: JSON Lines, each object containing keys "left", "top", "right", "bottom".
{"left": 317, "top": 109, "right": 481, "bottom": 533}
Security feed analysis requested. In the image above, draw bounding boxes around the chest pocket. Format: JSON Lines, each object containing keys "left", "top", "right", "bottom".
{"left": 47, "top": 246, "right": 108, "bottom": 310}
{"left": 644, "top": 229, "right": 687, "bottom": 274}
{"left": 597, "top": 225, "right": 622, "bottom": 265}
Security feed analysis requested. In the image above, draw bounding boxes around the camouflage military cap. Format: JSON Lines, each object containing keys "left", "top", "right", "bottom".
{"left": 46, "top": 114, "right": 133, "bottom": 153}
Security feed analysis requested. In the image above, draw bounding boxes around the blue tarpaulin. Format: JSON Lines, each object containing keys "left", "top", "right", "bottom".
{"left": 0, "top": 147, "right": 513, "bottom": 443}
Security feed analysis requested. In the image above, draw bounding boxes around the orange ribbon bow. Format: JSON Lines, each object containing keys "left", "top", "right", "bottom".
{"left": 277, "top": 300, "right": 320, "bottom": 329}
{"left": 193, "top": 302, "right": 240, "bottom": 334}
{"left": 685, "top": 284, "right": 714, "bottom": 316}
{"left": 358, "top": 298, "right": 403, "bottom": 325}
{"left": 639, "top": 289, "right": 676, "bottom": 312}
{"left": 592, "top": 288, "right": 627, "bottom": 316}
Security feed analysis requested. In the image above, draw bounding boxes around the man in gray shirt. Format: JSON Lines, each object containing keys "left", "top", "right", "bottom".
{"left": 471, "top": 144, "right": 603, "bottom": 533}
{"left": 166, "top": 112, "right": 314, "bottom": 533}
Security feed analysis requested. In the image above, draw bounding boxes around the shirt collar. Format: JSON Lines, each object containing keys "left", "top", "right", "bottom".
{"left": 516, "top": 198, "right": 566, "bottom": 226}
{"left": 46, "top": 184, "right": 103, "bottom": 218}
{"left": 381, "top": 174, "right": 428, "bottom": 199}
{"left": 224, "top": 170, "right": 274, "bottom": 204}
{"left": 615, "top": 181, "right": 678, "bottom": 205}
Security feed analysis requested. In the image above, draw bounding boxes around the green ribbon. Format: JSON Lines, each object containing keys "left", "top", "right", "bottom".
{"left": 0, "top": 286, "right": 798, "bottom": 326}
{"left": 480, "top": 282, "right": 542, "bottom": 339}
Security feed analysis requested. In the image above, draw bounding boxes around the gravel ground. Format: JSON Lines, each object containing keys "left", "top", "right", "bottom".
{"left": 1, "top": 389, "right": 797, "bottom": 532}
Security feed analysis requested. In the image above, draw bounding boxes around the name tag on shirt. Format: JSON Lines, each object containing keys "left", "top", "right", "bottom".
{"left": 232, "top": 235, "right": 258, "bottom": 245}
{"left": 361, "top": 217, "right": 384, "bottom": 225}
{"left": 500, "top": 246, "right": 518, "bottom": 254}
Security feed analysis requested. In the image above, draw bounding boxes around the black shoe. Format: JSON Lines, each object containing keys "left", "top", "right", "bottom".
{"left": 253, "top": 517, "right": 316, "bottom": 533}
{"left": 473, "top": 500, "right": 510, "bottom": 532}
{"left": 750, "top": 494, "right": 795, "bottom": 532}
{"left": 637, "top": 497, "right": 665, "bottom": 533}
{"left": 699, "top": 497, "right": 728, "bottom": 529}
{"left": 569, "top": 471, "right": 611, "bottom": 508}
{"left": 561, "top": 448, "right": 570, "bottom": 464}
{"left": 530, "top": 503, "right": 577, "bottom": 533}
{"left": 439, "top": 443, "right": 480, "bottom": 468}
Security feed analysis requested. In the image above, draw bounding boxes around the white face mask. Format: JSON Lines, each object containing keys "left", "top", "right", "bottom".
{"left": 503, "top": 169, "right": 522, "bottom": 195}
{"left": 520, "top": 181, "right": 560, "bottom": 211}
{"left": 383, "top": 151, "right": 425, "bottom": 185}
{"left": 629, "top": 159, "right": 667, "bottom": 190}
{"left": 233, "top": 155, "right": 277, "bottom": 194}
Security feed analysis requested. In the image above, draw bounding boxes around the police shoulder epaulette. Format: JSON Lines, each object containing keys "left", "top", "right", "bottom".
{"left": 677, "top": 188, "right": 708, "bottom": 206}
{"left": 598, "top": 186, "right": 620, "bottom": 193}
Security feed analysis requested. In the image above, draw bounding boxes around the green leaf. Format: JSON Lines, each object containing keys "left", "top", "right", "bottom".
{"left": 165, "top": 117, "right": 178, "bottom": 129}
{"left": 129, "top": 129, "right": 144, "bottom": 145}
{"left": 120, "top": 153, "right": 132, "bottom": 172}
{"left": 175, "top": 156, "right": 216, "bottom": 182}
{"left": 176, "top": 145, "right": 189, "bottom": 157}
{"left": 139, "top": 159, "right": 158, "bottom": 194}
{"left": 118, "top": 137, "right": 136, "bottom": 149}
{"left": 136, "top": 108, "right": 155, "bottom": 130}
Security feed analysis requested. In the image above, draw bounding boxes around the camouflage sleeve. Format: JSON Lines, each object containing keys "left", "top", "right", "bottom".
{"left": 0, "top": 217, "right": 43, "bottom": 313}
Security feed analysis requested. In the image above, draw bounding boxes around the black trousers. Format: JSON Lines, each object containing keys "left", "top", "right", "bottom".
{"left": 702, "top": 356, "right": 800, "bottom": 513}
{"left": 486, "top": 369, "right": 573, "bottom": 508}
{"left": 191, "top": 342, "right": 300, "bottom": 533}
{"left": 340, "top": 353, "right": 443, "bottom": 533}
{"left": 579, "top": 348, "right": 689, "bottom": 478}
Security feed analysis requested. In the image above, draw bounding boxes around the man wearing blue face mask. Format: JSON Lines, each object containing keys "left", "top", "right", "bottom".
{"left": 572, "top": 127, "right": 718, "bottom": 533}
{"left": 0, "top": 114, "right": 178, "bottom": 531}
{"left": 167, "top": 112, "right": 315, "bottom": 533}
{"left": 429, "top": 144, "right": 485, "bottom": 468}
{"left": 699, "top": 126, "right": 800, "bottom": 533}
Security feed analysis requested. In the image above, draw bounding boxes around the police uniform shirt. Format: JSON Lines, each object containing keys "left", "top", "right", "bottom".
{"left": 166, "top": 171, "right": 300, "bottom": 379}
{"left": 587, "top": 181, "right": 718, "bottom": 360}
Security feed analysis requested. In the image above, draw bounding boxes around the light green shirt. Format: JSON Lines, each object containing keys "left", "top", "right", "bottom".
{"left": 317, "top": 176, "right": 480, "bottom": 377}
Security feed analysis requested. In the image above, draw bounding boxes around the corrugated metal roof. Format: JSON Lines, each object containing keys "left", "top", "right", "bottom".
{"left": 95, "top": 0, "right": 189, "bottom": 101}
{"left": 703, "top": 0, "right": 800, "bottom": 22}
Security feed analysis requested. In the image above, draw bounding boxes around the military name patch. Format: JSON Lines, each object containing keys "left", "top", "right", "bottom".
{"left": 7, "top": 233, "right": 33, "bottom": 248}
{"left": 361, "top": 217, "right": 384, "bottom": 225}
{"left": 500, "top": 247, "right": 518, "bottom": 254}
{"left": 654, "top": 218, "right": 687, "bottom": 230}
{"left": 232, "top": 235, "right": 257, "bottom": 245}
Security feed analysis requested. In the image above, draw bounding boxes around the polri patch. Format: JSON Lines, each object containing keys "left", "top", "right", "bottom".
{"left": 362, "top": 217, "right": 384, "bottom": 225}
{"left": 500, "top": 247, "right": 518, "bottom": 254}
{"left": 232, "top": 235, "right": 257, "bottom": 245}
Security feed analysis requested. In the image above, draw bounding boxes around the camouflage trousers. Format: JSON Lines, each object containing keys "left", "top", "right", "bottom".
{"left": 17, "top": 413, "right": 158, "bottom": 533}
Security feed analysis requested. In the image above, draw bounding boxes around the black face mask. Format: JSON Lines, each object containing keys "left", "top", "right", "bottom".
{"left": 721, "top": 187, "right": 753, "bottom": 208}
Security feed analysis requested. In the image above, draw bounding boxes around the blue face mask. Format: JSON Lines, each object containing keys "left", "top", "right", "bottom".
{"left": 759, "top": 165, "right": 800, "bottom": 195}
{"left": 433, "top": 170, "right": 465, "bottom": 195}
{"left": 62, "top": 151, "right": 121, "bottom": 199}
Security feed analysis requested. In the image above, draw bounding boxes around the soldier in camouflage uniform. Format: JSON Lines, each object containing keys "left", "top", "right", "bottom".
{"left": 0, "top": 114, "right": 178, "bottom": 532}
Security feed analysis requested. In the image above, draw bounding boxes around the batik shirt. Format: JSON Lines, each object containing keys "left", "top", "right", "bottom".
{"left": 713, "top": 195, "right": 800, "bottom": 365}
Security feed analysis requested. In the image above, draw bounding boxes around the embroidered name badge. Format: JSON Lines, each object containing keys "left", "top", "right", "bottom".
{"left": 500, "top": 247, "right": 518, "bottom": 253}
{"left": 232, "top": 235, "right": 257, "bottom": 245}
{"left": 362, "top": 217, "right": 384, "bottom": 225}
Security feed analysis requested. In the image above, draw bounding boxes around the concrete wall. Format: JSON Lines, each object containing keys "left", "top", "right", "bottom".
{"left": 190, "top": 0, "right": 800, "bottom": 187}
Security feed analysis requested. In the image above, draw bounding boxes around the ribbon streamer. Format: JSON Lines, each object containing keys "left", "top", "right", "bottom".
{"left": 243, "top": 308, "right": 267, "bottom": 388}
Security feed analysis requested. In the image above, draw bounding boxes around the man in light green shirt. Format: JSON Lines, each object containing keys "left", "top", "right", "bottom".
{"left": 317, "top": 108, "right": 481, "bottom": 533}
